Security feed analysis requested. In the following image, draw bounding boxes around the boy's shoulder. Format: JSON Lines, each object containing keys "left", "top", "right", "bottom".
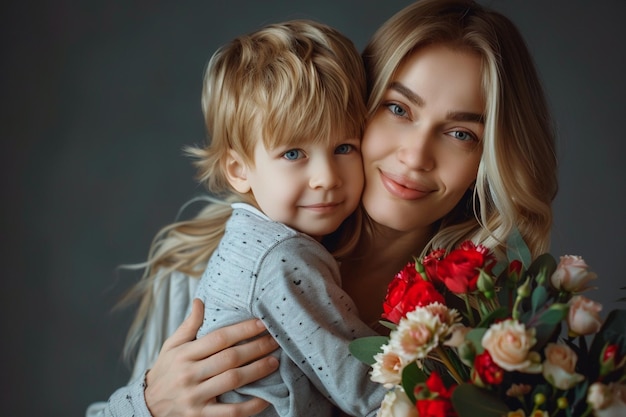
{"left": 227, "top": 203, "right": 328, "bottom": 258}
{"left": 229, "top": 203, "right": 302, "bottom": 240}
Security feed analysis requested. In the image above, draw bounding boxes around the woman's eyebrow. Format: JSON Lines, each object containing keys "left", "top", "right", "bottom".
{"left": 389, "top": 81, "right": 484, "bottom": 124}
{"left": 389, "top": 81, "right": 424, "bottom": 106}
{"left": 447, "top": 111, "right": 484, "bottom": 124}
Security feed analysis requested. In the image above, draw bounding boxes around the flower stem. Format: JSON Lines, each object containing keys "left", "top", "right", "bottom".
{"left": 463, "top": 294, "right": 475, "bottom": 327}
{"left": 434, "top": 346, "right": 464, "bottom": 384}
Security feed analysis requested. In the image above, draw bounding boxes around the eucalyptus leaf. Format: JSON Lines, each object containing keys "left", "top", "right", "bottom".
{"left": 526, "top": 253, "right": 557, "bottom": 283}
{"left": 465, "top": 328, "right": 487, "bottom": 354}
{"left": 537, "top": 304, "right": 568, "bottom": 325}
{"left": 476, "top": 306, "right": 509, "bottom": 328}
{"left": 401, "top": 361, "right": 427, "bottom": 404}
{"left": 506, "top": 227, "right": 532, "bottom": 268}
{"left": 452, "top": 383, "right": 509, "bottom": 417}
{"left": 531, "top": 285, "right": 549, "bottom": 314}
{"left": 348, "top": 336, "right": 388, "bottom": 365}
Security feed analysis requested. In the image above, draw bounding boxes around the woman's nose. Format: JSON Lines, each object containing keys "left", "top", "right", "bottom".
{"left": 397, "top": 130, "right": 435, "bottom": 172}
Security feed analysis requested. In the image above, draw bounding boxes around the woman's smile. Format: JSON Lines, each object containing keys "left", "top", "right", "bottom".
{"left": 378, "top": 169, "right": 434, "bottom": 200}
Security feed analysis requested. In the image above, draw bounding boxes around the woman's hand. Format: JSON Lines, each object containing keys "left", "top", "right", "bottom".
{"left": 145, "top": 298, "right": 279, "bottom": 417}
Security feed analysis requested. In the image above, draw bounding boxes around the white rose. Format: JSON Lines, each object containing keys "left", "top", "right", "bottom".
{"left": 377, "top": 387, "right": 418, "bottom": 417}
{"left": 551, "top": 255, "right": 597, "bottom": 293}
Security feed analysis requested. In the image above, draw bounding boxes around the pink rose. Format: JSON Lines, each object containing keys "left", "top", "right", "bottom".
{"left": 550, "top": 255, "right": 597, "bottom": 293}
{"left": 568, "top": 295, "right": 603, "bottom": 336}
{"left": 542, "top": 343, "right": 584, "bottom": 390}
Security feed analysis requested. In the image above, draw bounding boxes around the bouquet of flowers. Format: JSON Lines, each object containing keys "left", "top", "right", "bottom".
{"left": 350, "top": 240, "right": 626, "bottom": 417}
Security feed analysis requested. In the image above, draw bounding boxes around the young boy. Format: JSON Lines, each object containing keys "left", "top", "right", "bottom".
{"left": 191, "top": 19, "right": 384, "bottom": 416}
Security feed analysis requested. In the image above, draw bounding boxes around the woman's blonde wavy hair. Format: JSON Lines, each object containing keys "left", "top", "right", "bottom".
{"left": 119, "top": 19, "right": 368, "bottom": 361}
{"left": 361, "top": 0, "right": 558, "bottom": 260}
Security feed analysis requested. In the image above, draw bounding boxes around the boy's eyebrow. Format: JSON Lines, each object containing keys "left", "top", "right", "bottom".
{"left": 388, "top": 81, "right": 485, "bottom": 124}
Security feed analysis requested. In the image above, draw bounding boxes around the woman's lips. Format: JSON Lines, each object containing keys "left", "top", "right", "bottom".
{"left": 379, "top": 170, "right": 433, "bottom": 200}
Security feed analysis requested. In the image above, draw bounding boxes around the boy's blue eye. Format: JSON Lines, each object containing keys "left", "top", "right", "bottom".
{"left": 335, "top": 144, "right": 354, "bottom": 154}
{"left": 282, "top": 149, "right": 302, "bottom": 160}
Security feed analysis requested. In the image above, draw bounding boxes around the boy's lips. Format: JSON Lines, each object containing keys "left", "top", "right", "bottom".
{"left": 300, "top": 202, "right": 341, "bottom": 212}
{"left": 379, "top": 170, "right": 434, "bottom": 200}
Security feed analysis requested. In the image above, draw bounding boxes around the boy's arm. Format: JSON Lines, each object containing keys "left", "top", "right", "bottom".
{"left": 253, "top": 237, "right": 385, "bottom": 417}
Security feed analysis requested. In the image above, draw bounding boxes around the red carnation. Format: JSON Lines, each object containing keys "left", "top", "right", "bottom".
{"left": 415, "top": 372, "right": 458, "bottom": 417}
{"left": 473, "top": 350, "right": 504, "bottom": 385}
{"left": 436, "top": 242, "right": 495, "bottom": 294}
{"left": 423, "top": 248, "right": 446, "bottom": 286}
{"left": 382, "top": 262, "right": 445, "bottom": 324}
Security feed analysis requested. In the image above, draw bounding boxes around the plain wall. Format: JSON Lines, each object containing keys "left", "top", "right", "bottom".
{"left": 3, "top": 1, "right": 625, "bottom": 415}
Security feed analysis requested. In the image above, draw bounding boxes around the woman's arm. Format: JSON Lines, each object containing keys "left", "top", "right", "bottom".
{"left": 88, "top": 299, "right": 279, "bottom": 417}
{"left": 145, "top": 299, "right": 279, "bottom": 417}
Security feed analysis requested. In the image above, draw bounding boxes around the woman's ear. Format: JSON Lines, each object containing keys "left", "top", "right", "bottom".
{"left": 224, "top": 149, "right": 251, "bottom": 193}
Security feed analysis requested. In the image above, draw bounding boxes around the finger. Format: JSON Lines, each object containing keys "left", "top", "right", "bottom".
{"left": 187, "top": 318, "right": 269, "bottom": 360}
{"left": 201, "top": 397, "right": 271, "bottom": 417}
{"left": 162, "top": 298, "right": 205, "bottom": 351}
{"left": 199, "top": 355, "right": 279, "bottom": 399}
{"left": 197, "top": 334, "right": 279, "bottom": 380}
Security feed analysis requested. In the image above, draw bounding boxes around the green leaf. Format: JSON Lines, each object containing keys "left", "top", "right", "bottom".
{"left": 536, "top": 303, "right": 568, "bottom": 325}
{"left": 526, "top": 253, "right": 557, "bottom": 284}
{"left": 589, "top": 309, "right": 626, "bottom": 362}
{"left": 476, "top": 306, "right": 509, "bottom": 328}
{"left": 378, "top": 320, "right": 397, "bottom": 331}
{"left": 465, "top": 328, "right": 487, "bottom": 354}
{"left": 506, "top": 227, "right": 532, "bottom": 269}
{"left": 452, "top": 383, "right": 510, "bottom": 417}
{"left": 348, "top": 336, "right": 388, "bottom": 365}
{"left": 401, "top": 361, "right": 427, "bottom": 404}
{"left": 531, "top": 285, "right": 549, "bottom": 314}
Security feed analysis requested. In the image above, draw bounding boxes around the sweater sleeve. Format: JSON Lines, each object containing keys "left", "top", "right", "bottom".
{"left": 251, "top": 236, "right": 385, "bottom": 417}
{"left": 86, "top": 374, "right": 153, "bottom": 417}
{"left": 85, "top": 271, "right": 199, "bottom": 417}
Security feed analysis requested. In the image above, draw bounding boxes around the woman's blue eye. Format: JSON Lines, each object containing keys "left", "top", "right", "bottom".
{"left": 387, "top": 103, "right": 407, "bottom": 117}
{"left": 335, "top": 144, "right": 354, "bottom": 154}
{"left": 282, "top": 149, "right": 302, "bottom": 160}
{"left": 449, "top": 130, "right": 475, "bottom": 141}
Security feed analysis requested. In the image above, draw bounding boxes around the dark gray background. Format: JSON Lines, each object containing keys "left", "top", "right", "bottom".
{"left": 3, "top": 1, "right": 625, "bottom": 416}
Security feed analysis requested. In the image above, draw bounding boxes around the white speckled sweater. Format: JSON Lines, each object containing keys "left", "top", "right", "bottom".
{"left": 195, "top": 203, "right": 385, "bottom": 417}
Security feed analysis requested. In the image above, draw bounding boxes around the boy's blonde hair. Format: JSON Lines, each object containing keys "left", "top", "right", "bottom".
{"left": 362, "top": 0, "right": 558, "bottom": 260}
{"left": 120, "top": 19, "right": 367, "bottom": 361}
{"left": 189, "top": 19, "right": 367, "bottom": 196}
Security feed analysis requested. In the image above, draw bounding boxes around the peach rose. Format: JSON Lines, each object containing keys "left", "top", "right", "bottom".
{"left": 551, "top": 255, "right": 597, "bottom": 293}
{"left": 568, "top": 295, "right": 603, "bottom": 336}
{"left": 481, "top": 319, "right": 541, "bottom": 373}
{"left": 542, "top": 343, "right": 585, "bottom": 389}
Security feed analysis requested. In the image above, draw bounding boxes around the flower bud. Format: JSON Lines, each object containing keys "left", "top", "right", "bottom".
{"left": 600, "top": 343, "right": 620, "bottom": 377}
{"left": 534, "top": 393, "right": 546, "bottom": 406}
{"left": 517, "top": 277, "right": 532, "bottom": 298}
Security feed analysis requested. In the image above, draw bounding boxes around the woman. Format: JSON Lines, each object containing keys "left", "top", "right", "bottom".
{"left": 88, "top": 0, "right": 557, "bottom": 416}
